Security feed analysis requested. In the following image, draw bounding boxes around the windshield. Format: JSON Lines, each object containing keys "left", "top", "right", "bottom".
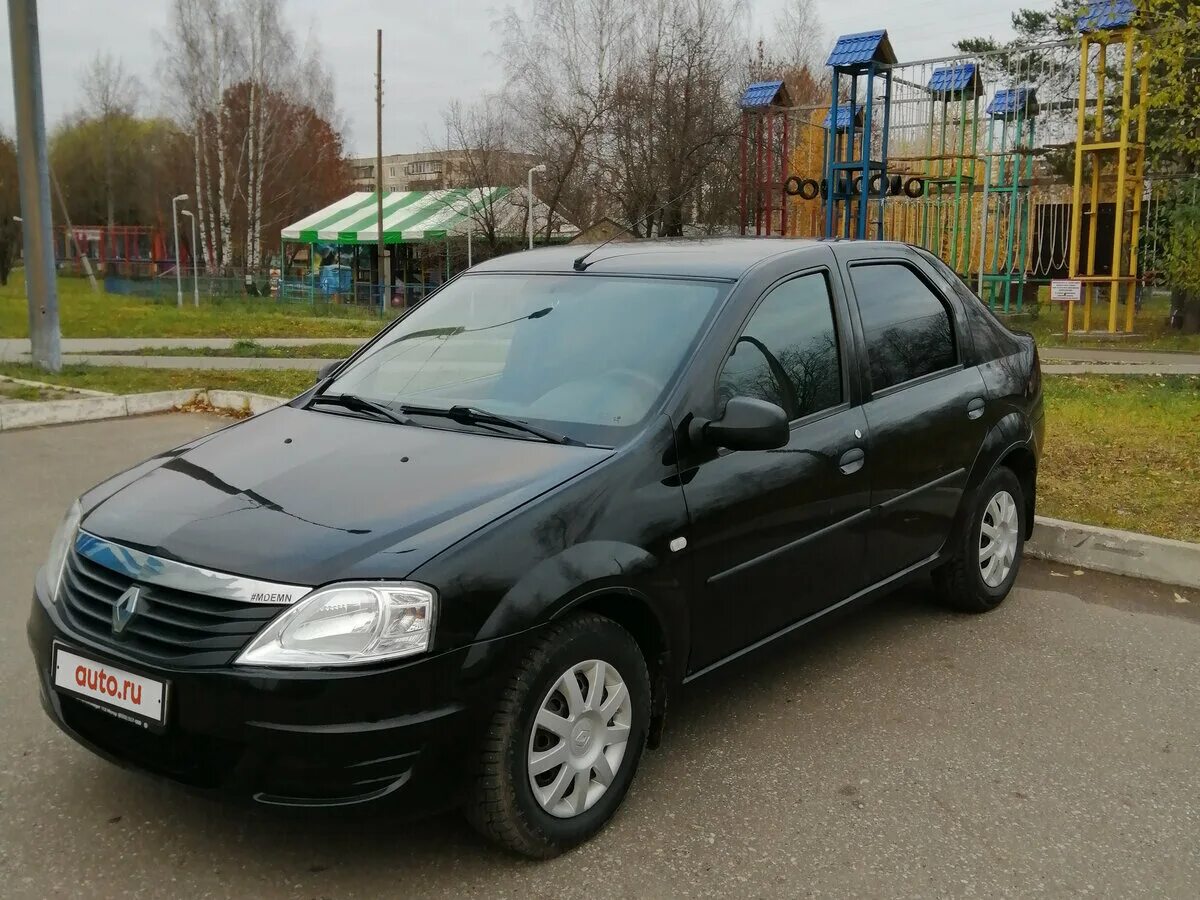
{"left": 322, "top": 273, "right": 729, "bottom": 445}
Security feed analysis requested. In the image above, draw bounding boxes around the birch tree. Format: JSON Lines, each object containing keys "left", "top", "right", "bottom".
{"left": 81, "top": 53, "right": 141, "bottom": 258}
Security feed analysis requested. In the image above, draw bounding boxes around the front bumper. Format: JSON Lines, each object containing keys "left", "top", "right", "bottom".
{"left": 28, "top": 577, "right": 531, "bottom": 812}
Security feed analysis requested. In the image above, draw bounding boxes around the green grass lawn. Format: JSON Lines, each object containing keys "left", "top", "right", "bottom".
{"left": 101, "top": 339, "right": 358, "bottom": 359}
{"left": 1040, "top": 375, "right": 1200, "bottom": 542}
{"left": 0, "top": 272, "right": 387, "bottom": 339}
{"left": 1010, "top": 289, "right": 1200, "bottom": 353}
{"left": 0, "top": 363, "right": 315, "bottom": 398}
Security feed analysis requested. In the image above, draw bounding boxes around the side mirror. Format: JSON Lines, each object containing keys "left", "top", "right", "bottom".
{"left": 689, "top": 396, "right": 789, "bottom": 452}
{"left": 316, "top": 359, "right": 345, "bottom": 382}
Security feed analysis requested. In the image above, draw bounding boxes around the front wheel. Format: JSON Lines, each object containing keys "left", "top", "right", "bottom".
{"left": 464, "top": 613, "right": 650, "bottom": 858}
{"left": 933, "top": 466, "right": 1025, "bottom": 612}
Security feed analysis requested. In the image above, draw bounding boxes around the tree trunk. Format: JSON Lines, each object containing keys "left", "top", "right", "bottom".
{"left": 104, "top": 120, "right": 114, "bottom": 272}
{"left": 245, "top": 77, "right": 258, "bottom": 284}
{"left": 197, "top": 125, "right": 215, "bottom": 274}
{"left": 250, "top": 78, "right": 266, "bottom": 275}
{"left": 193, "top": 127, "right": 209, "bottom": 274}
{"left": 1176, "top": 288, "right": 1200, "bottom": 334}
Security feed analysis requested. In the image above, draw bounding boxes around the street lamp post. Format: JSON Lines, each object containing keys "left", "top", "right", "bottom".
{"left": 171, "top": 194, "right": 188, "bottom": 308}
{"left": 527, "top": 164, "right": 546, "bottom": 251}
{"left": 180, "top": 209, "right": 199, "bottom": 307}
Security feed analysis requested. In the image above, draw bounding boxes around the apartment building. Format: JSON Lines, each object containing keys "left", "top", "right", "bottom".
{"left": 348, "top": 150, "right": 539, "bottom": 193}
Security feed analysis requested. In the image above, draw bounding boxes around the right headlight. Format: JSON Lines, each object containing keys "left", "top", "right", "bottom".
{"left": 235, "top": 582, "right": 436, "bottom": 667}
{"left": 44, "top": 499, "right": 82, "bottom": 603}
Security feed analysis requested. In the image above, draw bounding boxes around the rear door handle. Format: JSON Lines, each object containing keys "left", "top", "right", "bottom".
{"left": 967, "top": 397, "right": 986, "bottom": 420}
{"left": 838, "top": 447, "right": 865, "bottom": 475}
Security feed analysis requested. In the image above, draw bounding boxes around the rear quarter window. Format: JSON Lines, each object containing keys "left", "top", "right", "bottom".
{"left": 915, "top": 249, "right": 1023, "bottom": 362}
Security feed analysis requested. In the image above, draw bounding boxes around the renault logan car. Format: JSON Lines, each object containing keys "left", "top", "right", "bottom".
{"left": 30, "top": 239, "right": 1043, "bottom": 857}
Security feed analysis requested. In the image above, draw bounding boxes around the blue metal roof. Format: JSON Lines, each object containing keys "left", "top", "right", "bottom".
{"left": 826, "top": 30, "right": 896, "bottom": 69}
{"left": 1076, "top": 0, "right": 1136, "bottom": 32}
{"left": 823, "top": 104, "right": 864, "bottom": 132}
{"left": 928, "top": 63, "right": 983, "bottom": 97}
{"left": 986, "top": 87, "right": 1040, "bottom": 118}
{"left": 740, "top": 80, "right": 786, "bottom": 109}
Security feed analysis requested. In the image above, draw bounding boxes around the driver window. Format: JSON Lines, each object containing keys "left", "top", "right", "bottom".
{"left": 718, "top": 272, "right": 842, "bottom": 422}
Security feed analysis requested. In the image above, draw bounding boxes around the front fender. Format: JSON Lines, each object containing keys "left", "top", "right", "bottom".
{"left": 474, "top": 540, "right": 688, "bottom": 658}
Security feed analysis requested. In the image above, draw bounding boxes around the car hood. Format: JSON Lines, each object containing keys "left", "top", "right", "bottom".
{"left": 81, "top": 405, "right": 611, "bottom": 585}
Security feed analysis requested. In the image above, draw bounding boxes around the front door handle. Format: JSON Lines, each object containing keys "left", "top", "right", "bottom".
{"left": 967, "top": 397, "right": 986, "bottom": 420}
{"left": 838, "top": 447, "right": 865, "bottom": 475}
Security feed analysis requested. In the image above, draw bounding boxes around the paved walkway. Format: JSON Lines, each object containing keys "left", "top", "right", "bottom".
{"left": 0, "top": 337, "right": 366, "bottom": 362}
{"left": 3, "top": 337, "right": 1200, "bottom": 375}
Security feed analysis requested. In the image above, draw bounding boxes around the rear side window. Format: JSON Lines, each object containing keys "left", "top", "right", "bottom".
{"left": 915, "top": 248, "right": 1022, "bottom": 363}
{"left": 718, "top": 272, "right": 842, "bottom": 421}
{"left": 849, "top": 263, "right": 956, "bottom": 391}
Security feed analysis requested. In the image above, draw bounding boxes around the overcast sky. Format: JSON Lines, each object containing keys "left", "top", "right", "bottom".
{"left": 0, "top": 0, "right": 1039, "bottom": 157}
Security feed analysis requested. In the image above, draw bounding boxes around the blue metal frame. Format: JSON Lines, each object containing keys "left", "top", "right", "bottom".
{"left": 823, "top": 30, "right": 897, "bottom": 240}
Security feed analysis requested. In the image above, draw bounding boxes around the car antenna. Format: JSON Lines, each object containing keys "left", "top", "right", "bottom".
{"left": 572, "top": 184, "right": 702, "bottom": 273}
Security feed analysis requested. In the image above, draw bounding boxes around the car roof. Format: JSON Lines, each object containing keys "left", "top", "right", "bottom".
{"left": 468, "top": 237, "right": 832, "bottom": 280}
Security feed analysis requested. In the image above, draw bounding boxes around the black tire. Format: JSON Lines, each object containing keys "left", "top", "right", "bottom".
{"left": 933, "top": 466, "right": 1025, "bottom": 613}
{"left": 464, "top": 613, "right": 651, "bottom": 858}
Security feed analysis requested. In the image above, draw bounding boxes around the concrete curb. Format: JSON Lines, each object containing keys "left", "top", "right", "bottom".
{"left": 0, "top": 375, "right": 114, "bottom": 397}
{"left": 0, "top": 389, "right": 286, "bottom": 431}
{"left": 1027, "top": 516, "right": 1200, "bottom": 590}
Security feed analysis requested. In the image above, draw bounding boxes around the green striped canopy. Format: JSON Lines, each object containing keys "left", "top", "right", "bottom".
{"left": 281, "top": 187, "right": 516, "bottom": 244}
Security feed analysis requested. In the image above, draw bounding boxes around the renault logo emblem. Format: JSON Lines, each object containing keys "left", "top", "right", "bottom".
{"left": 113, "top": 585, "right": 141, "bottom": 634}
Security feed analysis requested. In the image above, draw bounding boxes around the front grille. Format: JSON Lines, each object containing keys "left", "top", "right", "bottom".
{"left": 59, "top": 548, "right": 283, "bottom": 667}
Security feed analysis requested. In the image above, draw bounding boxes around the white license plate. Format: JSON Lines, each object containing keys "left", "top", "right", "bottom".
{"left": 53, "top": 645, "right": 167, "bottom": 727}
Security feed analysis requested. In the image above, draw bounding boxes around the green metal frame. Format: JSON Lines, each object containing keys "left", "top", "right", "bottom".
{"left": 980, "top": 113, "right": 1036, "bottom": 312}
{"left": 922, "top": 88, "right": 980, "bottom": 275}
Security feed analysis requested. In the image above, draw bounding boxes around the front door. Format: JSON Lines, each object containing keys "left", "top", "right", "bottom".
{"left": 680, "top": 269, "right": 871, "bottom": 673}
{"left": 841, "top": 251, "right": 989, "bottom": 583}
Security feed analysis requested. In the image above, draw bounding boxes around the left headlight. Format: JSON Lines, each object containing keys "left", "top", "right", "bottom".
{"left": 44, "top": 499, "right": 82, "bottom": 603}
{"left": 235, "top": 582, "right": 436, "bottom": 667}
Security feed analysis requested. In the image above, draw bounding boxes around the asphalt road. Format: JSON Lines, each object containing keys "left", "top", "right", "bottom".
{"left": 1, "top": 414, "right": 1197, "bottom": 899}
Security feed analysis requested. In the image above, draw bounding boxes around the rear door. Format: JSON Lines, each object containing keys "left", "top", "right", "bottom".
{"left": 837, "top": 246, "right": 987, "bottom": 584}
{"left": 680, "top": 266, "right": 871, "bottom": 672}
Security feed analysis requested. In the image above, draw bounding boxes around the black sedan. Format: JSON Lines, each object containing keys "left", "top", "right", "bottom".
{"left": 29, "top": 238, "right": 1043, "bottom": 857}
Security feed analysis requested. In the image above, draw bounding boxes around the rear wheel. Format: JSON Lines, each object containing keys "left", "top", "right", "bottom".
{"left": 464, "top": 613, "right": 650, "bottom": 858}
{"left": 933, "top": 466, "right": 1025, "bottom": 612}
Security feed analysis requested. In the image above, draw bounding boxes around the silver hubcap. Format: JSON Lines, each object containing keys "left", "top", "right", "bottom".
{"left": 979, "top": 489, "right": 1020, "bottom": 588}
{"left": 527, "top": 659, "right": 632, "bottom": 819}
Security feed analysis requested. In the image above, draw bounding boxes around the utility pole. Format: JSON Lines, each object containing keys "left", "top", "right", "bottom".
{"left": 8, "top": 0, "right": 61, "bottom": 371}
{"left": 375, "top": 28, "right": 386, "bottom": 310}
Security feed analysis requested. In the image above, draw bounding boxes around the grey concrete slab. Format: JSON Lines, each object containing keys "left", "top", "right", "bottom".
{"left": 0, "top": 337, "right": 368, "bottom": 358}
{"left": 1041, "top": 362, "right": 1200, "bottom": 375}
{"left": 1, "top": 415, "right": 1198, "bottom": 898}
{"left": 1040, "top": 347, "right": 1200, "bottom": 365}
{"left": 55, "top": 353, "right": 328, "bottom": 370}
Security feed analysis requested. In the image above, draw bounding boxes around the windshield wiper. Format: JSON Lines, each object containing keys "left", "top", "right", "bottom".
{"left": 305, "top": 393, "right": 411, "bottom": 425}
{"left": 399, "top": 404, "right": 577, "bottom": 445}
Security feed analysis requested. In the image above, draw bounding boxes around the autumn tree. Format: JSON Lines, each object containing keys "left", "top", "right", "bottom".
{"left": 0, "top": 133, "right": 19, "bottom": 285}
{"left": 80, "top": 52, "right": 142, "bottom": 252}
{"left": 162, "top": 0, "right": 346, "bottom": 275}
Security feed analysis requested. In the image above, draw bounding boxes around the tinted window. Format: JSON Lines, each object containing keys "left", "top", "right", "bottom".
{"left": 718, "top": 272, "right": 842, "bottom": 420}
{"left": 850, "top": 263, "right": 956, "bottom": 391}
{"left": 915, "top": 248, "right": 1022, "bottom": 363}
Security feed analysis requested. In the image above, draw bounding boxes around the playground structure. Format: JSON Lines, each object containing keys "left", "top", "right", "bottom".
{"left": 1067, "top": 0, "right": 1147, "bottom": 335}
{"left": 737, "top": 1, "right": 1155, "bottom": 331}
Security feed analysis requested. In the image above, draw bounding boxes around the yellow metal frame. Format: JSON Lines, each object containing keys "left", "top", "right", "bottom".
{"left": 1067, "top": 25, "right": 1149, "bottom": 336}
